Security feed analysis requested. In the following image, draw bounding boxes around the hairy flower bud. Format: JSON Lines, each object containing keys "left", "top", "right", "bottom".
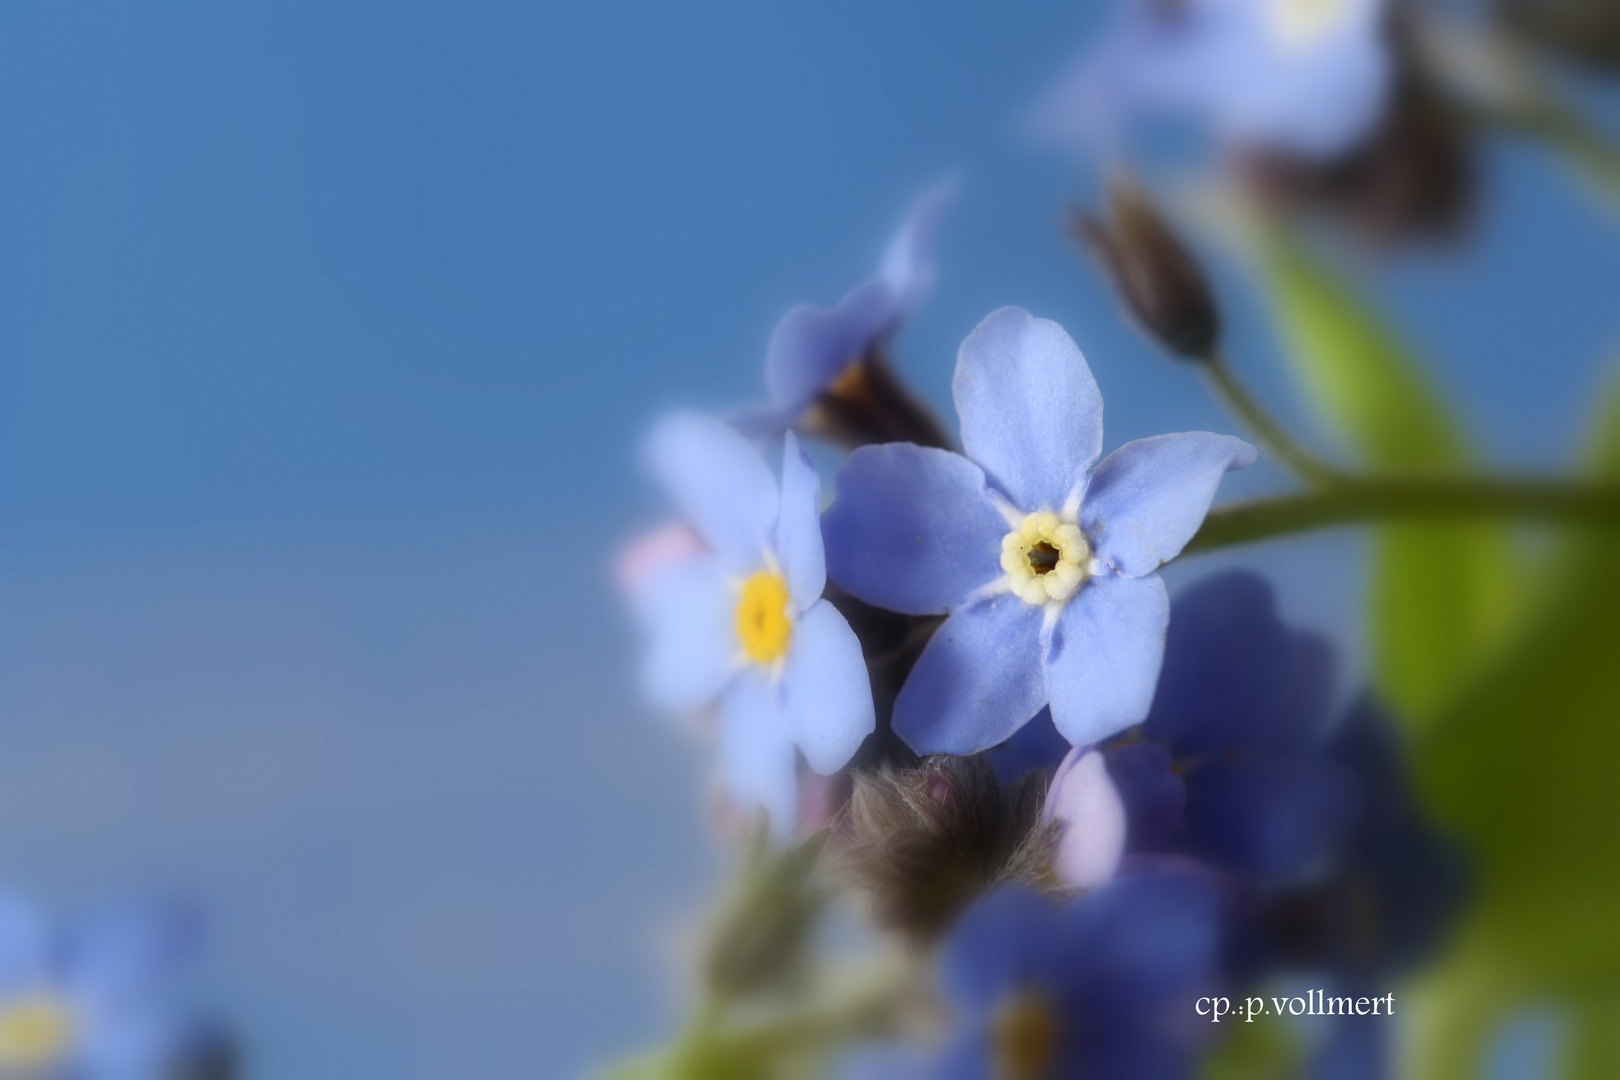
{"left": 831, "top": 756, "right": 1060, "bottom": 944}
{"left": 1074, "top": 178, "right": 1221, "bottom": 360}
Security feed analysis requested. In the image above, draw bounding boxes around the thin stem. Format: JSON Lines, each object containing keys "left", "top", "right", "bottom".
{"left": 1183, "top": 475, "right": 1620, "bottom": 555}
{"left": 1200, "top": 352, "right": 1342, "bottom": 486}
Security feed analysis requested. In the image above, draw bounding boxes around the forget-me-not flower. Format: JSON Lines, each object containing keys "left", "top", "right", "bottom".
{"left": 1034, "top": 0, "right": 1394, "bottom": 162}
{"left": 935, "top": 876, "right": 1217, "bottom": 1079}
{"left": 823, "top": 306, "right": 1255, "bottom": 756}
{"left": 736, "top": 181, "right": 955, "bottom": 443}
{"left": 633, "top": 412, "right": 875, "bottom": 834}
{"left": 0, "top": 896, "right": 206, "bottom": 1078}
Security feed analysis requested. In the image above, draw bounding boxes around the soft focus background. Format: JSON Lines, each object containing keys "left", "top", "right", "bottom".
{"left": 0, "top": 3, "right": 1615, "bottom": 1077}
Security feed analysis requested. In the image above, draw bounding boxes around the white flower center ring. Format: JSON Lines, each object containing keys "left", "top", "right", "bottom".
{"left": 1001, "top": 511, "right": 1090, "bottom": 607}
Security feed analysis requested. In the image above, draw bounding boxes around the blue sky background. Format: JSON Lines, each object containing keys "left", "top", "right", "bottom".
{"left": 0, "top": 2, "right": 1615, "bottom": 1077}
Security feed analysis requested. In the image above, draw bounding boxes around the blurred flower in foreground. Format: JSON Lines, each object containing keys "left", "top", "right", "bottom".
{"left": 736, "top": 181, "right": 956, "bottom": 450}
{"left": 934, "top": 877, "right": 1217, "bottom": 1078}
{"left": 633, "top": 413, "right": 874, "bottom": 834}
{"left": 824, "top": 305, "right": 1254, "bottom": 755}
{"left": 0, "top": 896, "right": 217, "bottom": 1079}
{"left": 1035, "top": 0, "right": 1394, "bottom": 162}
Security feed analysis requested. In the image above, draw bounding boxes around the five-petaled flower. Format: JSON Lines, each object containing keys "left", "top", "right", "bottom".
{"left": 632, "top": 412, "right": 875, "bottom": 835}
{"left": 1033, "top": 0, "right": 1393, "bottom": 162}
{"left": 936, "top": 877, "right": 1217, "bottom": 1079}
{"left": 824, "top": 306, "right": 1255, "bottom": 756}
{"left": 0, "top": 895, "right": 210, "bottom": 1078}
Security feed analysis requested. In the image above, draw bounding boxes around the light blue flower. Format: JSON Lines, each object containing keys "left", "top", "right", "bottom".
{"left": 1035, "top": 0, "right": 1393, "bottom": 161}
{"left": 0, "top": 895, "right": 207, "bottom": 1079}
{"left": 633, "top": 412, "right": 876, "bottom": 834}
{"left": 735, "top": 181, "right": 955, "bottom": 440}
{"left": 823, "top": 306, "right": 1254, "bottom": 756}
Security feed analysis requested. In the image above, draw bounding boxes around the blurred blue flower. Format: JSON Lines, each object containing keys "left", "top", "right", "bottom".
{"left": 935, "top": 876, "right": 1217, "bottom": 1079}
{"left": 735, "top": 181, "right": 955, "bottom": 440}
{"left": 824, "top": 306, "right": 1254, "bottom": 755}
{"left": 1131, "top": 570, "right": 1355, "bottom": 880}
{"left": 633, "top": 412, "right": 875, "bottom": 834}
{"left": 0, "top": 896, "right": 205, "bottom": 1079}
{"left": 1042, "top": 746, "right": 1127, "bottom": 891}
{"left": 1034, "top": 0, "right": 1394, "bottom": 161}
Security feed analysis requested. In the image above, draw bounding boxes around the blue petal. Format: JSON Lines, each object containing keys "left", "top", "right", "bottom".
{"left": 1145, "top": 571, "right": 1335, "bottom": 756}
{"left": 65, "top": 902, "right": 199, "bottom": 1003}
{"left": 765, "top": 279, "right": 898, "bottom": 415}
{"left": 986, "top": 706, "right": 1070, "bottom": 785}
{"left": 1055, "top": 873, "right": 1217, "bottom": 1009}
{"left": 634, "top": 555, "right": 737, "bottom": 712}
{"left": 719, "top": 669, "right": 799, "bottom": 838}
{"left": 1082, "top": 432, "right": 1257, "bottom": 577}
{"left": 1104, "top": 742, "right": 1185, "bottom": 853}
{"left": 892, "top": 594, "right": 1049, "bottom": 755}
{"left": 878, "top": 177, "right": 957, "bottom": 316}
{"left": 783, "top": 599, "right": 874, "bottom": 774}
{"left": 1181, "top": 757, "right": 1357, "bottom": 879}
{"left": 823, "top": 443, "right": 1006, "bottom": 616}
{"left": 775, "top": 431, "right": 826, "bottom": 606}
{"left": 941, "top": 885, "right": 1062, "bottom": 1012}
{"left": 1044, "top": 573, "right": 1169, "bottom": 748}
{"left": 954, "top": 307, "right": 1104, "bottom": 512}
{"left": 1046, "top": 749, "right": 1127, "bottom": 890}
{"left": 645, "top": 412, "right": 779, "bottom": 571}
{"left": 0, "top": 895, "right": 48, "bottom": 990}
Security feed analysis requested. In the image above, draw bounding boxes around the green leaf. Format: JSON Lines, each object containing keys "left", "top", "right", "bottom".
{"left": 1253, "top": 227, "right": 1519, "bottom": 724}
{"left": 1409, "top": 378, "right": 1620, "bottom": 1076}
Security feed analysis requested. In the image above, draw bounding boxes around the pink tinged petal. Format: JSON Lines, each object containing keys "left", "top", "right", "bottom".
{"left": 783, "top": 599, "right": 875, "bottom": 774}
{"left": 823, "top": 443, "right": 1007, "bottom": 615}
{"left": 720, "top": 669, "right": 800, "bottom": 839}
{"left": 633, "top": 555, "right": 737, "bottom": 712}
{"left": 775, "top": 431, "right": 826, "bottom": 605}
{"left": 892, "top": 594, "right": 1049, "bottom": 755}
{"left": 1044, "top": 748, "right": 1127, "bottom": 890}
{"left": 953, "top": 306, "right": 1104, "bottom": 512}
{"left": 1044, "top": 573, "right": 1170, "bottom": 747}
{"left": 765, "top": 280, "right": 898, "bottom": 414}
{"left": 1081, "top": 431, "right": 1257, "bottom": 577}
{"left": 645, "top": 412, "right": 779, "bottom": 571}
{"left": 614, "top": 521, "right": 707, "bottom": 595}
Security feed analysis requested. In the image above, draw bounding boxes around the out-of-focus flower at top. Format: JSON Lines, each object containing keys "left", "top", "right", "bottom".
{"left": 935, "top": 877, "right": 1217, "bottom": 1078}
{"left": 632, "top": 413, "right": 875, "bottom": 835}
{"left": 1034, "top": 0, "right": 1394, "bottom": 162}
{"left": 824, "top": 306, "right": 1255, "bottom": 756}
{"left": 735, "top": 181, "right": 956, "bottom": 450}
{"left": 0, "top": 896, "right": 210, "bottom": 1079}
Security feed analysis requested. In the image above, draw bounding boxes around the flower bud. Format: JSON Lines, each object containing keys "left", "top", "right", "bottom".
{"left": 831, "top": 756, "right": 1059, "bottom": 944}
{"left": 1074, "top": 178, "right": 1221, "bottom": 360}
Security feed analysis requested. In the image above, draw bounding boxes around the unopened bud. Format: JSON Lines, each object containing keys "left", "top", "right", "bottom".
{"left": 1074, "top": 178, "right": 1221, "bottom": 360}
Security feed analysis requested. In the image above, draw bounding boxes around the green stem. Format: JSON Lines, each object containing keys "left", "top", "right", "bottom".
{"left": 1201, "top": 352, "right": 1342, "bottom": 486}
{"left": 1184, "top": 475, "right": 1620, "bottom": 554}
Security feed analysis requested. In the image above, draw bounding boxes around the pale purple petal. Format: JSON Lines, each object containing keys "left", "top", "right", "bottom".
{"left": 878, "top": 177, "right": 957, "bottom": 315}
{"left": 765, "top": 279, "right": 898, "bottom": 415}
{"left": 1082, "top": 432, "right": 1256, "bottom": 577}
{"left": 1044, "top": 748, "right": 1127, "bottom": 890}
{"left": 720, "top": 669, "right": 799, "bottom": 838}
{"left": 823, "top": 443, "right": 1006, "bottom": 616}
{"left": 645, "top": 411, "right": 779, "bottom": 571}
{"left": 783, "top": 599, "right": 874, "bottom": 774}
{"left": 633, "top": 555, "right": 737, "bottom": 712}
{"left": 893, "top": 594, "right": 1049, "bottom": 755}
{"left": 0, "top": 896, "right": 49, "bottom": 989}
{"left": 775, "top": 431, "right": 826, "bottom": 605}
{"left": 954, "top": 306, "right": 1103, "bottom": 512}
{"left": 1044, "top": 573, "right": 1170, "bottom": 747}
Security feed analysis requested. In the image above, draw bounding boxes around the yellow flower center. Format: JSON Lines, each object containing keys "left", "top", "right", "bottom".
{"left": 0, "top": 992, "right": 76, "bottom": 1070}
{"left": 1267, "top": 0, "right": 1353, "bottom": 52}
{"left": 736, "top": 571, "right": 793, "bottom": 664}
{"left": 1001, "top": 511, "right": 1089, "bottom": 606}
{"left": 992, "top": 989, "right": 1060, "bottom": 1080}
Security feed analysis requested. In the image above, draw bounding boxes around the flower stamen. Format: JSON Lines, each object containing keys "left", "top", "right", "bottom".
{"left": 0, "top": 992, "right": 76, "bottom": 1070}
{"left": 735, "top": 571, "right": 793, "bottom": 664}
{"left": 1267, "top": 0, "right": 1353, "bottom": 52}
{"left": 1001, "top": 512, "right": 1090, "bottom": 606}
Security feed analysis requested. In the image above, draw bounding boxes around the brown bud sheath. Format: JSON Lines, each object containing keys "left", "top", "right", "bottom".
{"left": 1073, "top": 177, "right": 1221, "bottom": 361}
